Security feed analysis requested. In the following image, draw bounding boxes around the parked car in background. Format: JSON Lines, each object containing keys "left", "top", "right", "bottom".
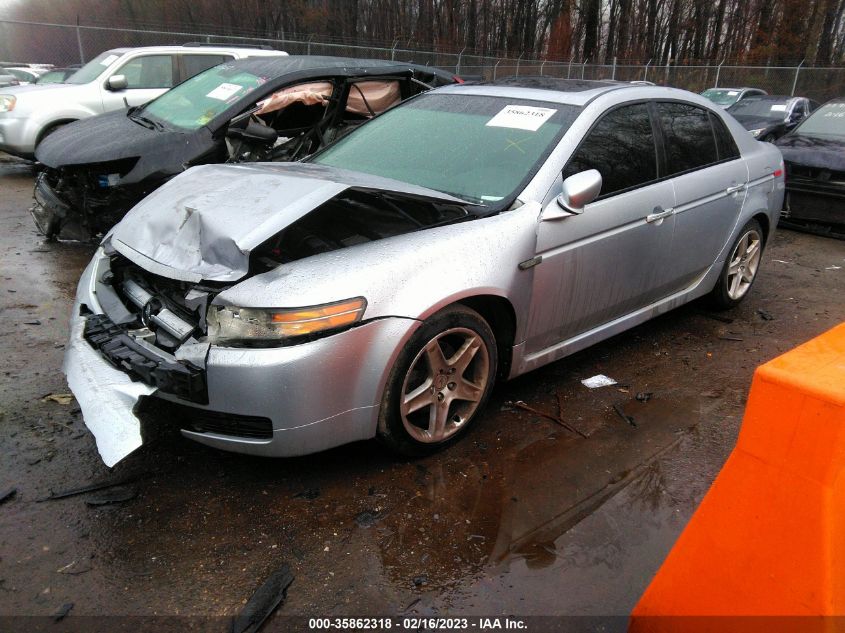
{"left": 0, "top": 44, "right": 286, "bottom": 159}
{"left": 33, "top": 56, "right": 461, "bottom": 240}
{"left": 777, "top": 97, "right": 845, "bottom": 237}
{"left": 5, "top": 67, "right": 47, "bottom": 84}
{"left": 701, "top": 87, "right": 767, "bottom": 108}
{"left": 0, "top": 73, "right": 19, "bottom": 88}
{"left": 727, "top": 95, "right": 818, "bottom": 141}
{"left": 64, "top": 79, "right": 783, "bottom": 465}
{"left": 35, "top": 67, "right": 79, "bottom": 84}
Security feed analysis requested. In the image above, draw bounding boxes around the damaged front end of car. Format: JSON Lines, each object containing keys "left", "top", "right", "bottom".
{"left": 31, "top": 159, "right": 159, "bottom": 241}
{"left": 65, "top": 162, "right": 476, "bottom": 465}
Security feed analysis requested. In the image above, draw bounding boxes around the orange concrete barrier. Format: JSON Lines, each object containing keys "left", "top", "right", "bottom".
{"left": 631, "top": 322, "right": 845, "bottom": 632}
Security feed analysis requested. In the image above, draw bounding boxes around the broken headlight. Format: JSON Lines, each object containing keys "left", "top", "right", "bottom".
{"left": 207, "top": 298, "right": 367, "bottom": 346}
{"left": 0, "top": 95, "right": 15, "bottom": 112}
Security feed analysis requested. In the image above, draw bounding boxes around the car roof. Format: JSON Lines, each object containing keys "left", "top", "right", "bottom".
{"left": 434, "top": 77, "right": 636, "bottom": 106}
{"left": 222, "top": 55, "right": 441, "bottom": 78}
{"left": 98, "top": 46, "right": 285, "bottom": 56}
{"left": 736, "top": 94, "right": 796, "bottom": 102}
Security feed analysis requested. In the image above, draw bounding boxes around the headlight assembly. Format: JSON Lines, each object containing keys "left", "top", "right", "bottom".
{"left": 207, "top": 297, "right": 367, "bottom": 346}
{"left": 0, "top": 95, "right": 16, "bottom": 112}
{"left": 749, "top": 128, "right": 766, "bottom": 138}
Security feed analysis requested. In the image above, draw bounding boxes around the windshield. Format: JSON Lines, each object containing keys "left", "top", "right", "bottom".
{"left": 142, "top": 64, "right": 266, "bottom": 130}
{"left": 8, "top": 68, "right": 35, "bottom": 82}
{"left": 36, "top": 70, "right": 68, "bottom": 84}
{"left": 728, "top": 98, "right": 790, "bottom": 120}
{"left": 793, "top": 101, "right": 845, "bottom": 138}
{"left": 702, "top": 89, "right": 742, "bottom": 106}
{"left": 311, "top": 94, "right": 579, "bottom": 206}
{"left": 66, "top": 51, "right": 122, "bottom": 84}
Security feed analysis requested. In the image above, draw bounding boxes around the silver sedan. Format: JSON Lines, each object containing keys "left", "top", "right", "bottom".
{"left": 65, "top": 79, "right": 784, "bottom": 465}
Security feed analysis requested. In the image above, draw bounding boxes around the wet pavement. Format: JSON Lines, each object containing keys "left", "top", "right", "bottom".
{"left": 1, "top": 151, "right": 844, "bottom": 623}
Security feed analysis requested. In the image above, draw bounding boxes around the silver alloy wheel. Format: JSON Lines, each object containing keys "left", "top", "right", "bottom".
{"left": 726, "top": 228, "right": 762, "bottom": 300}
{"left": 399, "top": 327, "right": 490, "bottom": 444}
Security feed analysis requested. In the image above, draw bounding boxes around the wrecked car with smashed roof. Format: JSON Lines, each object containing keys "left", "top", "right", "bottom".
{"left": 64, "top": 79, "right": 783, "bottom": 466}
{"left": 32, "top": 56, "right": 460, "bottom": 240}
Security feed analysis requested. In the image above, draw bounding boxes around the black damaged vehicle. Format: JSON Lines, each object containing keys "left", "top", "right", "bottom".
{"left": 32, "top": 56, "right": 461, "bottom": 240}
{"left": 726, "top": 95, "right": 817, "bottom": 142}
{"left": 777, "top": 97, "right": 845, "bottom": 238}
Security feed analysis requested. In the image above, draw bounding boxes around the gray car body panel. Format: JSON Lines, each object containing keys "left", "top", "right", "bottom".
{"left": 67, "top": 83, "right": 784, "bottom": 462}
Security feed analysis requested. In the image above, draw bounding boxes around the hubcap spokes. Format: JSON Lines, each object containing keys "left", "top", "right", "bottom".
{"left": 726, "top": 230, "right": 762, "bottom": 300}
{"left": 400, "top": 328, "right": 490, "bottom": 443}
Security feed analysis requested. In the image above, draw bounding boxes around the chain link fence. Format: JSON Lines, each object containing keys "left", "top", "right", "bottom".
{"left": 3, "top": 19, "right": 845, "bottom": 101}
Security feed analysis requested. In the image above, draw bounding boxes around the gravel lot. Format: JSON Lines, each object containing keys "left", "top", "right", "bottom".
{"left": 1, "top": 152, "right": 843, "bottom": 626}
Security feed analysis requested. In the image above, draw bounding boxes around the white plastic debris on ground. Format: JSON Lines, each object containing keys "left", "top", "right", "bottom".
{"left": 63, "top": 317, "right": 155, "bottom": 467}
{"left": 581, "top": 374, "right": 617, "bottom": 389}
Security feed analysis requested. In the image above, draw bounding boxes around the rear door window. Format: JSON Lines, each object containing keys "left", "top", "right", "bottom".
{"left": 657, "top": 102, "right": 719, "bottom": 175}
{"left": 709, "top": 113, "right": 740, "bottom": 160}
{"left": 181, "top": 54, "right": 232, "bottom": 82}
{"left": 562, "top": 102, "right": 658, "bottom": 198}
{"left": 116, "top": 54, "right": 175, "bottom": 89}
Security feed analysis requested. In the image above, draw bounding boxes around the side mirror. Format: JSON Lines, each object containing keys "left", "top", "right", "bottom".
{"left": 106, "top": 75, "right": 128, "bottom": 91}
{"left": 548, "top": 169, "right": 602, "bottom": 219}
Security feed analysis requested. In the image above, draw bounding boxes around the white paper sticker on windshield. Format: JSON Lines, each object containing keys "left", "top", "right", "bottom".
{"left": 770, "top": 104, "right": 787, "bottom": 112}
{"left": 100, "top": 54, "right": 119, "bottom": 66}
{"left": 206, "top": 82, "right": 243, "bottom": 101}
{"left": 486, "top": 105, "right": 557, "bottom": 131}
{"left": 727, "top": 90, "right": 739, "bottom": 96}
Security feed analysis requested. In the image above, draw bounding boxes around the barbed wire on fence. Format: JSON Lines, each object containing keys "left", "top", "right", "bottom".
{"left": 2, "top": 19, "right": 845, "bottom": 101}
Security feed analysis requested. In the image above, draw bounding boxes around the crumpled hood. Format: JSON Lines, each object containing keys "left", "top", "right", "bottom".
{"left": 776, "top": 133, "right": 845, "bottom": 171}
{"left": 110, "top": 162, "right": 468, "bottom": 283}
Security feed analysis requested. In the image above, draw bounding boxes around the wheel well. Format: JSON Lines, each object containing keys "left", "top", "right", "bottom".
{"left": 753, "top": 212, "right": 771, "bottom": 245}
{"left": 456, "top": 295, "right": 516, "bottom": 380}
{"left": 36, "top": 119, "right": 76, "bottom": 147}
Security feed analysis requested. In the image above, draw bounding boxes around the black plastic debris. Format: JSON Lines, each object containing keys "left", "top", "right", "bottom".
{"left": 41, "top": 477, "right": 135, "bottom": 502}
{"left": 85, "top": 486, "right": 138, "bottom": 507}
{"left": 613, "top": 403, "right": 637, "bottom": 428}
{"left": 757, "top": 309, "right": 775, "bottom": 321}
{"left": 54, "top": 602, "right": 74, "bottom": 622}
{"left": 293, "top": 488, "right": 319, "bottom": 500}
{"left": 231, "top": 565, "right": 294, "bottom": 633}
{"left": 24, "top": 319, "right": 41, "bottom": 325}
{"left": 635, "top": 392, "right": 653, "bottom": 403}
{"left": 413, "top": 575, "right": 428, "bottom": 587}
{"left": 0, "top": 487, "right": 17, "bottom": 505}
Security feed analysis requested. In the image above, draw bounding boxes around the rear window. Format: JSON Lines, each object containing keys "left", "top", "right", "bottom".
{"left": 657, "top": 102, "right": 719, "bottom": 175}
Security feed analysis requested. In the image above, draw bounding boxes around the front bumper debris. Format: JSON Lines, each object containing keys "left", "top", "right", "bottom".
{"left": 64, "top": 312, "right": 156, "bottom": 467}
{"left": 84, "top": 313, "right": 207, "bottom": 404}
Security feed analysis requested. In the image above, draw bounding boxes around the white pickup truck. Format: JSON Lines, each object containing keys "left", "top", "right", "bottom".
{"left": 0, "top": 44, "right": 286, "bottom": 159}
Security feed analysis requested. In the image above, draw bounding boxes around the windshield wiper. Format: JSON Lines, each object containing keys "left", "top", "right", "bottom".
{"left": 128, "top": 109, "right": 167, "bottom": 132}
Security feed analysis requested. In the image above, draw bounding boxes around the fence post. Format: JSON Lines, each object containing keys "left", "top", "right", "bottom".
{"left": 644, "top": 58, "right": 651, "bottom": 82}
{"left": 456, "top": 45, "right": 466, "bottom": 74}
{"left": 567, "top": 58, "right": 573, "bottom": 79}
{"left": 581, "top": 59, "right": 587, "bottom": 79}
{"left": 715, "top": 58, "right": 724, "bottom": 87}
{"left": 540, "top": 59, "right": 546, "bottom": 76}
{"left": 307, "top": 34, "right": 314, "bottom": 55}
{"left": 664, "top": 56, "right": 671, "bottom": 84}
{"left": 75, "top": 15, "right": 85, "bottom": 64}
{"left": 494, "top": 58, "right": 501, "bottom": 79}
{"left": 612, "top": 56, "right": 617, "bottom": 80}
{"left": 515, "top": 52, "right": 524, "bottom": 77}
{"left": 390, "top": 39, "right": 398, "bottom": 60}
{"left": 792, "top": 59, "right": 804, "bottom": 96}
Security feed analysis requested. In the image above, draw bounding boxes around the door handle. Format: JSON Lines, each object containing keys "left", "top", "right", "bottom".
{"left": 726, "top": 184, "right": 746, "bottom": 195}
{"left": 646, "top": 207, "right": 674, "bottom": 223}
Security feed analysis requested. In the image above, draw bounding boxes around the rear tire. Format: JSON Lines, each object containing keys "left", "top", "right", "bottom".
{"left": 709, "top": 219, "right": 764, "bottom": 310}
{"left": 377, "top": 305, "right": 497, "bottom": 457}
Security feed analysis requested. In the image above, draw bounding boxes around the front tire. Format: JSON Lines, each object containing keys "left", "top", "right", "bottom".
{"left": 709, "top": 219, "right": 764, "bottom": 310}
{"left": 378, "top": 305, "right": 497, "bottom": 457}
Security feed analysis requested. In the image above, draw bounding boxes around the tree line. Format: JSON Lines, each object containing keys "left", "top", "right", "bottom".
{"left": 3, "top": 0, "right": 845, "bottom": 65}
